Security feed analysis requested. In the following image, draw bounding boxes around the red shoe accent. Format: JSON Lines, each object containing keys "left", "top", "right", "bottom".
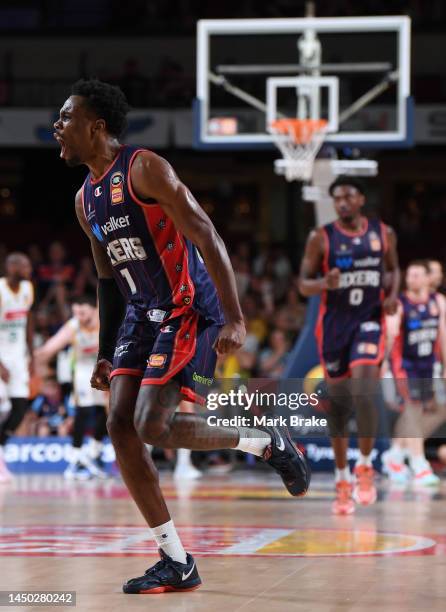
{"left": 353, "top": 465, "right": 377, "bottom": 505}
{"left": 139, "top": 584, "right": 201, "bottom": 594}
{"left": 332, "top": 480, "right": 355, "bottom": 515}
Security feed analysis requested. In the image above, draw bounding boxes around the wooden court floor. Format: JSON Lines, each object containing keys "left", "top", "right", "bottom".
{"left": 0, "top": 471, "right": 445, "bottom": 611}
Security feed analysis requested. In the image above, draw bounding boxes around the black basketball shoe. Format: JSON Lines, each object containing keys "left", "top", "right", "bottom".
{"left": 260, "top": 425, "right": 311, "bottom": 497}
{"left": 123, "top": 549, "right": 202, "bottom": 594}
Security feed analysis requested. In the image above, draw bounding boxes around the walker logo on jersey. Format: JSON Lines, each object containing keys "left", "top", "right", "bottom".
{"left": 148, "top": 353, "right": 167, "bottom": 368}
{"left": 107, "top": 237, "right": 147, "bottom": 266}
{"left": 357, "top": 343, "right": 378, "bottom": 355}
{"left": 91, "top": 222, "right": 103, "bottom": 242}
{"left": 335, "top": 256, "right": 353, "bottom": 270}
{"left": 369, "top": 231, "right": 381, "bottom": 251}
{"left": 110, "top": 171, "right": 124, "bottom": 205}
{"left": 94, "top": 186, "right": 103, "bottom": 197}
{"left": 101, "top": 215, "right": 130, "bottom": 235}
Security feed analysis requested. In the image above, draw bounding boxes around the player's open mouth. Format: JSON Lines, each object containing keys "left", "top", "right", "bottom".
{"left": 54, "top": 133, "right": 66, "bottom": 158}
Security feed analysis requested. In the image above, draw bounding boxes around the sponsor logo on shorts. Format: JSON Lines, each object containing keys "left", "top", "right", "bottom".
{"left": 110, "top": 171, "right": 124, "bottom": 205}
{"left": 360, "top": 321, "right": 381, "bottom": 332}
{"left": 325, "top": 360, "right": 340, "bottom": 373}
{"left": 192, "top": 372, "right": 214, "bottom": 386}
{"left": 357, "top": 342, "right": 378, "bottom": 355}
{"left": 114, "top": 342, "right": 132, "bottom": 357}
{"left": 147, "top": 309, "right": 166, "bottom": 323}
{"left": 148, "top": 353, "right": 167, "bottom": 368}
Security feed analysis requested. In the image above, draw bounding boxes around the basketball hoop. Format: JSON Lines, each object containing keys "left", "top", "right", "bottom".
{"left": 269, "top": 118, "right": 328, "bottom": 182}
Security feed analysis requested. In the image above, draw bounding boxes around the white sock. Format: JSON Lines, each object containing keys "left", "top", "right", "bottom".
{"left": 335, "top": 467, "right": 350, "bottom": 483}
{"left": 235, "top": 427, "right": 271, "bottom": 457}
{"left": 70, "top": 447, "right": 82, "bottom": 465}
{"left": 410, "top": 455, "right": 430, "bottom": 473}
{"left": 88, "top": 439, "right": 103, "bottom": 460}
{"left": 356, "top": 452, "right": 373, "bottom": 467}
{"left": 151, "top": 520, "right": 187, "bottom": 564}
{"left": 176, "top": 448, "right": 192, "bottom": 468}
{"left": 388, "top": 444, "right": 404, "bottom": 462}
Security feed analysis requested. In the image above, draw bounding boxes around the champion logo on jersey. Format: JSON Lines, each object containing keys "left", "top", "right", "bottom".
{"left": 94, "top": 186, "right": 103, "bottom": 197}
{"left": 110, "top": 171, "right": 125, "bottom": 205}
{"left": 157, "top": 219, "right": 167, "bottom": 230}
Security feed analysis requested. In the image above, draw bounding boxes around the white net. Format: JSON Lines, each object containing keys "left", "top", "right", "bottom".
{"left": 268, "top": 119, "right": 328, "bottom": 182}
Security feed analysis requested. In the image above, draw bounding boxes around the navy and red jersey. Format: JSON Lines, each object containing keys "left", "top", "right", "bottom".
{"left": 82, "top": 145, "right": 224, "bottom": 325}
{"left": 316, "top": 218, "right": 387, "bottom": 345}
{"left": 392, "top": 292, "right": 441, "bottom": 372}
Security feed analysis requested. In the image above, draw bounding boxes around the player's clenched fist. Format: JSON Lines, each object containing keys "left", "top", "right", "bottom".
{"left": 213, "top": 320, "right": 246, "bottom": 355}
{"left": 325, "top": 267, "right": 341, "bottom": 290}
{"left": 91, "top": 358, "right": 113, "bottom": 390}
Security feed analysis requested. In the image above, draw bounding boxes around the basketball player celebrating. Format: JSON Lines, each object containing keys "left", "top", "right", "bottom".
{"left": 299, "top": 177, "right": 400, "bottom": 515}
{"left": 384, "top": 261, "right": 445, "bottom": 486}
{"left": 0, "top": 253, "right": 34, "bottom": 483}
{"left": 35, "top": 294, "right": 108, "bottom": 480}
{"left": 54, "top": 79, "right": 309, "bottom": 594}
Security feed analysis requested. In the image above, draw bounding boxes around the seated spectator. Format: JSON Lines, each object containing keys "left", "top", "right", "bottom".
{"left": 274, "top": 286, "right": 306, "bottom": 334}
{"left": 72, "top": 256, "right": 98, "bottom": 297}
{"left": 30, "top": 378, "right": 73, "bottom": 437}
{"left": 37, "top": 241, "right": 75, "bottom": 322}
{"left": 258, "top": 329, "right": 291, "bottom": 379}
{"left": 241, "top": 292, "right": 268, "bottom": 344}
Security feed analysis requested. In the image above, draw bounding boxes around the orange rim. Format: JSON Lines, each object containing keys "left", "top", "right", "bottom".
{"left": 271, "top": 118, "right": 328, "bottom": 144}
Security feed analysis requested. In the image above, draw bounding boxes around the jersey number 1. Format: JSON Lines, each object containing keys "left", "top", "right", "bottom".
{"left": 120, "top": 267, "right": 137, "bottom": 294}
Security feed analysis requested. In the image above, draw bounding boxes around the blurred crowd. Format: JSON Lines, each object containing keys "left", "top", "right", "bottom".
{"left": 0, "top": 0, "right": 443, "bottom": 34}
{"left": 0, "top": 239, "right": 306, "bottom": 438}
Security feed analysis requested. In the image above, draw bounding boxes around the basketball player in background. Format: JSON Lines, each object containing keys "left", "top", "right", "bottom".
{"left": 0, "top": 253, "right": 34, "bottom": 483}
{"left": 299, "top": 176, "right": 400, "bottom": 514}
{"left": 54, "top": 79, "right": 309, "bottom": 594}
{"left": 35, "top": 294, "right": 109, "bottom": 480}
{"left": 427, "top": 259, "right": 446, "bottom": 467}
{"left": 383, "top": 261, "right": 445, "bottom": 486}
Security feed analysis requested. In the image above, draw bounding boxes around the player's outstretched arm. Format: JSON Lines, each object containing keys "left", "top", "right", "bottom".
{"left": 74, "top": 189, "right": 126, "bottom": 389}
{"left": 383, "top": 226, "right": 400, "bottom": 315}
{"left": 34, "top": 322, "right": 75, "bottom": 363}
{"left": 298, "top": 229, "right": 339, "bottom": 296}
{"left": 130, "top": 151, "right": 245, "bottom": 355}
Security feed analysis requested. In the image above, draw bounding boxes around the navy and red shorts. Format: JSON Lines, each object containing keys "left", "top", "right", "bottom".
{"left": 392, "top": 361, "right": 435, "bottom": 404}
{"left": 110, "top": 303, "right": 222, "bottom": 404}
{"left": 317, "top": 318, "right": 385, "bottom": 379}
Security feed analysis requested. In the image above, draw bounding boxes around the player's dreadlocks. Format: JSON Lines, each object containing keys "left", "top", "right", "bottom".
{"left": 71, "top": 78, "right": 130, "bottom": 138}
